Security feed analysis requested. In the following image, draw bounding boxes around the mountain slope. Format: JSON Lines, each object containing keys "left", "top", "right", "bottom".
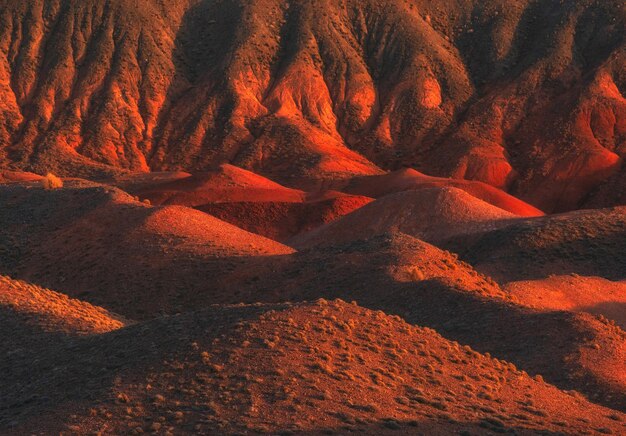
{"left": 0, "top": 0, "right": 624, "bottom": 210}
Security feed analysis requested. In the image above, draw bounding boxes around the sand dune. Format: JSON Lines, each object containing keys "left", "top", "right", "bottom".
{"left": 291, "top": 187, "right": 519, "bottom": 249}
{"left": 2, "top": 300, "right": 624, "bottom": 434}
{"left": 334, "top": 168, "right": 545, "bottom": 216}
{"left": 0, "top": 182, "right": 293, "bottom": 318}
{"left": 448, "top": 206, "right": 626, "bottom": 282}
{"left": 124, "top": 164, "right": 307, "bottom": 206}
{"left": 505, "top": 275, "right": 626, "bottom": 330}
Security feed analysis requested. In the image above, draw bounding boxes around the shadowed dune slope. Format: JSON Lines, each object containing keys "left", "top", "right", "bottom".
{"left": 0, "top": 275, "right": 125, "bottom": 348}
{"left": 196, "top": 193, "right": 374, "bottom": 242}
{"left": 0, "top": 275, "right": 126, "bottom": 382}
{"left": 0, "top": 182, "right": 294, "bottom": 318}
{"left": 120, "top": 164, "right": 307, "bottom": 206}
{"left": 447, "top": 206, "right": 626, "bottom": 282}
{"left": 2, "top": 300, "right": 625, "bottom": 435}
{"left": 246, "top": 233, "right": 626, "bottom": 412}
{"left": 111, "top": 166, "right": 374, "bottom": 241}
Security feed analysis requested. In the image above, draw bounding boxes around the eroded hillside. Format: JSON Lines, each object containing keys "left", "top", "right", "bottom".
{"left": 0, "top": 0, "right": 624, "bottom": 211}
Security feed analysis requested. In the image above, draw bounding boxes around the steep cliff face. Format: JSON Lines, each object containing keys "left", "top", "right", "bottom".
{"left": 0, "top": 0, "right": 624, "bottom": 210}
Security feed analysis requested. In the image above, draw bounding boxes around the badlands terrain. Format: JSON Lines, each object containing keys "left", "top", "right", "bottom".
{"left": 1, "top": 166, "right": 625, "bottom": 435}
{"left": 0, "top": 0, "right": 626, "bottom": 435}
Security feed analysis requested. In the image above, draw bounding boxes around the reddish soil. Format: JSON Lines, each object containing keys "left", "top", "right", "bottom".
{"left": 1, "top": 177, "right": 626, "bottom": 432}
{"left": 0, "top": 181, "right": 294, "bottom": 318}
{"left": 111, "top": 166, "right": 373, "bottom": 241}
{"left": 0, "top": 1, "right": 625, "bottom": 428}
{"left": 291, "top": 187, "right": 520, "bottom": 249}
{"left": 447, "top": 207, "right": 626, "bottom": 282}
{"left": 197, "top": 194, "right": 373, "bottom": 241}
{"left": 333, "top": 168, "right": 545, "bottom": 217}
{"left": 585, "top": 171, "right": 626, "bottom": 209}
{"left": 0, "top": 170, "right": 42, "bottom": 183}
{"left": 0, "top": 0, "right": 624, "bottom": 210}
{"left": 505, "top": 275, "right": 626, "bottom": 330}
{"left": 0, "top": 275, "right": 125, "bottom": 342}
{"left": 122, "top": 164, "right": 307, "bottom": 206}
{"left": 244, "top": 233, "right": 626, "bottom": 412}
{"left": 2, "top": 300, "right": 625, "bottom": 435}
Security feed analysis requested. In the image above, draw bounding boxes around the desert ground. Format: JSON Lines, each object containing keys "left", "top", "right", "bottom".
{"left": 1, "top": 166, "right": 625, "bottom": 435}
{"left": 1, "top": 0, "right": 625, "bottom": 434}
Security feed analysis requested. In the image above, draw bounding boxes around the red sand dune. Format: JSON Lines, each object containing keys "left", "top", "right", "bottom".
{"left": 248, "top": 233, "right": 626, "bottom": 412}
{"left": 0, "top": 275, "right": 125, "bottom": 339}
{"left": 505, "top": 275, "right": 626, "bottom": 330}
{"left": 2, "top": 300, "right": 624, "bottom": 435}
{"left": 105, "top": 171, "right": 193, "bottom": 193}
{"left": 291, "top": 187, "right": 519, "bottom": 249}
{"left": 332, "top": 168, "right": 545, "bottom": 217}
{"left": 125, "top": 164, "right": 306, "bottom": 206}
{"left": 259, "top": 232, "right": 513, "bottom": 305}
{"left": 0, "top": 181, "right": 293, "bottom": 318}
{"left": 115, "top": 166, "right": 373, "bottom": 241}
{"left": 1, "top": 180, "right": 293, "bottom": 257}
{"left": 1, "top": 180, "right": 625, "bottom": 415}
{"left": 0, "top": 275, "right": 125, "bottom": 364}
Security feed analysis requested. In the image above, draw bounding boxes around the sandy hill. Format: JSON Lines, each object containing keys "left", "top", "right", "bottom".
{"left": 0, "top": 182, "right": 293, "bottom": 318}
{"left": 291, "top": 187, "right": 519, "bottom": 249}
{"left": 2, "top": 181, "right": 625, "bottom": 414}
{"left": 3, "top": 183, "right": 624, "bottom": 413}
{"left": 122, "top": 164, "right": 307, "bottom": 206}
{"left": 0, "top": 0, "right": 623, "bottom": 209}
{"left": 0, "top": 275, "right": 124, "bottom": 352}
{"left": 108, "top": 166, "right": 373, "bottom": 241}
{"left": 103, "top": 171, "right": 193, "bottom": 194}
{"left": 447, "top": 206, "right": 626, "bottom": 283}
{"left": 505, "top": 275, "right": 626, "bottom": 330}
{"left": 0, "top": 274, "right": 126, "bottom": 401}
{"left": 333, "top": 168, "right": 545, "bottom": 216}
{"left": 243, "top": 233, "right": 626, "bottom": 412}
{"left": 2, "top": 300, "right": 624, "bottom": 435}
{"left": 2, "top": 185, "right": 504, "bottom": 319}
